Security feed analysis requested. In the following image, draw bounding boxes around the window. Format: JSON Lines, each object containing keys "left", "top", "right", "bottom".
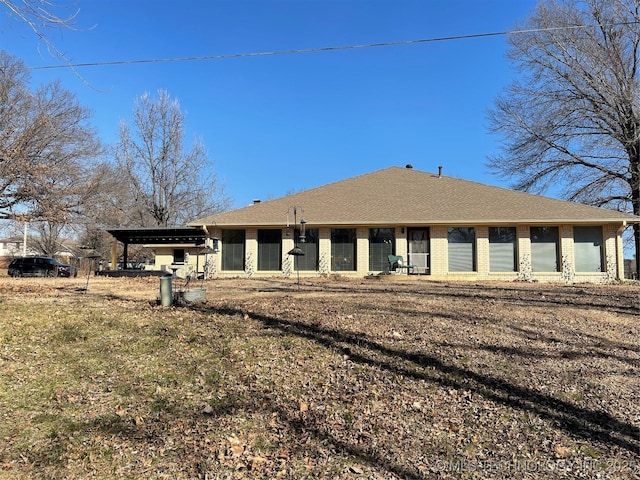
{"left": 369, "top": 228, "right": 395, "bottom": 271}
{"left": 489, "top": 227, "right": 517, "bottom": 272}
{"left": 530, "top": 226, "right": 559, "bottom": 272}
{"left": 574, "top": 226, "right": 603, "bottom": 272}
{"left": 173, "top": 249, "right": 185, "bottom": 264}
{"left": 258, "top": 229, "right": 282, "bottom": 271}
{"left": 294, "top": 228, "right": 319, "bottom": 271}
{"left": 331, "top": 228, "right": 357, "bottom": 271}
{"left": 448, "top": 227, "right": 476, "bottom": 272}
{"left": 221, "top": 229, "right": 245, "bottom": 271}
{"left": 408, "top": 228, "right": 430, "bottom": 273}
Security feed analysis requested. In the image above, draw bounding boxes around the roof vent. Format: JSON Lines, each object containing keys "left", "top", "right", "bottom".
{"left": 405, "top": 164, "right": 413, "bottom": 169}
{"left": 438, "top": 166, "right": 443, "bottom": 177}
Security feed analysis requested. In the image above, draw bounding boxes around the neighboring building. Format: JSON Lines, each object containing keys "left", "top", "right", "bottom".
{"left": 50, "top": 238, "right": 79, "bottom": 262}
{"left": 0, "top": 236, "right": 34, "bottom": 258}
{"left": 0, "top": 236, "right": 77, "bottom": 261}
{"left": 185, "top": 166, "right": 638, "bottom": 282}
{"left": 0, "top": 236, "right": 37, "bottom": 268}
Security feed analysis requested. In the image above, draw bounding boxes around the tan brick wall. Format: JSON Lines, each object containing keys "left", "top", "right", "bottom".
{"left": 615, "top": 225, "right": 625, "bottom": 280}
{"left": 245, "top": 228, "right": 257, "bottom": 275}
{"left": 209, "top": 222, "right": 626, "bottom": 282}
{"left": 154, "top": 251, "right": 174, "bottom": 272}
{"left": 282, "top": 235, "right": 295, "bottom": 277}
{"left": 395, "top": 227, "right": 407, "bottom": 262}
{"left": 605, "top": 224, "right": 621, "bottom": 280}
{"left": 153, "top": 247, "right": 206, "bottom": 274}
{"left": 560, "top": 225, "right": 574, "bottom": 274}
{"left": 476, "top": 226, "right": 489, "bottom": 277}
{"left": 517, "top": 225, "right": 531, "bottom": 275}
{"left": 319, "top": 228, "right": 331, "bottom": 274}
{"left": 430, "top": 226, "right": 448, "bottom": 276}
{"left": 282, "top": 235, "right": 295, "bottom": 256}
{"left": 356, "top": 227, "right": 369, "bottom": 275}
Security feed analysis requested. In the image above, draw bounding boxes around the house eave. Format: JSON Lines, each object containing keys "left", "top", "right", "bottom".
{"left": 190, "top": 218, "right": 636, "bottom": 229}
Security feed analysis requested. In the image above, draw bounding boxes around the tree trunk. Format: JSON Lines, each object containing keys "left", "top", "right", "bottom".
{"left": 626, "top": 127, "right": 640, "bottom": 278}
{"left": 632, "top": 163, "right": 640, "bottom": 278}
{"left": 634, "top": 223, "right": 640, "bottom": 278}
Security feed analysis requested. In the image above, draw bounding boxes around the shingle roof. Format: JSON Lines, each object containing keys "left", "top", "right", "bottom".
{"left": 190, "top": 166, "right": 640, "bottom": 227}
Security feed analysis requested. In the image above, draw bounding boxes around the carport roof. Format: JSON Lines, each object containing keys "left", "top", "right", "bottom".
{"left": 106, "top": 227, "right": 206, "bottom": 245}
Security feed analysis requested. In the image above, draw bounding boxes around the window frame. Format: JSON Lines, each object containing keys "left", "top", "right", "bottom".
{"left": 331, "top": 228, "right": 357, "bottom": 271}
{"left": 221, "top": 229, "right": 246, "bottom": 271}
{"left": 488, "top": 227, "right": 517, "bottom": 272}
{"left": 573, "top": 226, "right": 604, "bottom": 273}
{"left": 369, "top": 228, "right": 396, "bottom": 271}
{"left": 447, "top": 227, "right": 476, "bottom": 272}
{"left": 173, "top": 248, "right": 185, "bottom": 264}
{"left": 530, "top": 226, "right": 560, "bottom": 272}
{"left": 257, "top": 229, "right": 282, "bottom": 271}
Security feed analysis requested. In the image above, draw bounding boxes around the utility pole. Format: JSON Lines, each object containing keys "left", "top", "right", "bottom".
{"left": 22, "top": 221, "right": 27, "bottom": 257}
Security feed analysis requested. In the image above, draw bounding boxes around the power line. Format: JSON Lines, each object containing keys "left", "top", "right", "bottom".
{"left": 28, "top": 21, "right": 640, "bottom": 71}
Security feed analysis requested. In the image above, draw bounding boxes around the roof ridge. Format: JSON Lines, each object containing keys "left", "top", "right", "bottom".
{"left": 190, "top": 166, "right": 640, "bottom": 226}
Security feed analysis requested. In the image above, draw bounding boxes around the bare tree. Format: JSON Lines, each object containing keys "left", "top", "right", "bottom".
{"left": 1, "top": 1, "right": 83, "bottom": 64}
{"left": 115, "top": 90, "right": 230, "bottom": 228}
{"left": 78, "top": 161, "right": 140, "bottom": 228}
{"left": 0, "top": 51, "right": 102, "bottom": 222}
{"left": 75, "top": 161, "right": 149, "bottom": 261}
{"left": 30, "top": 220, "right": 74, "bottom": 257}
{"left": 489, "top": 0, "right": 640, "bottom": 271}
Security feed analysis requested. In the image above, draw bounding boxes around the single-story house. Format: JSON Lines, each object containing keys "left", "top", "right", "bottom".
{"left": 0, "top": 236, "right": 34, "bottom": 258}
{"left": 180, "top": 166, "right": 638, "bottom": 282}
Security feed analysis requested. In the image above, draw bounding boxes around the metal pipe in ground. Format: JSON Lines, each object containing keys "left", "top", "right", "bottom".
{"left": 159, "top": 275, "right": 173, "bottom": 306}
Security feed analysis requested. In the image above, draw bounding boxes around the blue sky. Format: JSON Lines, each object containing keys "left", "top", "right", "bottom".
{"left": 0, "top": 0, "right": 538, "bottom": 209}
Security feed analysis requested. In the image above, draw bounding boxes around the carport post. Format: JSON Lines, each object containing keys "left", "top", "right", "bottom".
{"left": 111, "top": 240, "right": 118, "bottom": 271}
{"left": 122, "top": 242, "right": 129, "bottom": 269}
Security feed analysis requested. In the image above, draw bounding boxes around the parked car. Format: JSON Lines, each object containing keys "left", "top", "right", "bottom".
{"left": 116, "top": 261, "right": 145, "bottom": 270}
{"left": 7, "top": 256, "right": 77, "bottom": 278}
{"left": 56, "top": 261, "right": 78, "bottom": 278}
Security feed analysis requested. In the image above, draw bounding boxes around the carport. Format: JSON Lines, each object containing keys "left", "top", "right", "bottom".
{"left": 106, "top": 227, "right": 207, "bottom": 275}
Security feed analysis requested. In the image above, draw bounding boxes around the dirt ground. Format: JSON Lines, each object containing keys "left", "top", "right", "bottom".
{"left": 0, "top": 275, "right": 639, "bottom": 479}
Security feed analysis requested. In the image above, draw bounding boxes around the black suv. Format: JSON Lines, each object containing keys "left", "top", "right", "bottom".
{"left": 8, "top": 256, "right": 78, "bottom": 278}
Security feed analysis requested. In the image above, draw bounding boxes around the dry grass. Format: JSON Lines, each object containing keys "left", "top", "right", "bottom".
{"left": 0, "top": 275, "right": 638, "bottom": 479}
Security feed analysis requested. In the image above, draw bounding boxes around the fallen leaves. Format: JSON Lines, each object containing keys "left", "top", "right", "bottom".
{"left": 0, "top": 277, "right": 639, "bottom": 479}
{"left": 228, "top": 436, "right": 245, "bottom": 457}
{"left": 554, "top": 444, "right": 572, "bottom": 459}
